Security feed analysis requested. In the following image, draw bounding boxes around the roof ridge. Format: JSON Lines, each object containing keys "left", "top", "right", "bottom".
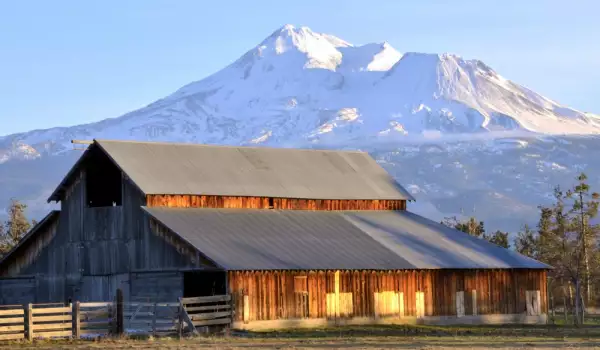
{"left": 94, "top": 139, "right": 368, "bottom": 154}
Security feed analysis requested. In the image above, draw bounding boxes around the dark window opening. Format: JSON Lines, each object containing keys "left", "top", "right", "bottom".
{"left": 268, "top": 197, "right": 274, "bottom": 209}
{"left": 183, "top": 271, "right": 227, "bottom": 298}
{"left": 85, "top": 147, "right": 122, "bottom": 207}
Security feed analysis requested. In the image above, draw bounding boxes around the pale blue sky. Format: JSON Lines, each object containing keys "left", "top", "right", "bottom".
{"left": 0, "top": 0, "right": 598, "bottom": 136}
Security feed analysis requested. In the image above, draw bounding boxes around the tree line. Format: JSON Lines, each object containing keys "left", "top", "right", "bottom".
{"left": 442, "top": 173, "right": 599, "bottom": 325}
{"left": 0, "top": 199, "right": 37, "bottom": 257}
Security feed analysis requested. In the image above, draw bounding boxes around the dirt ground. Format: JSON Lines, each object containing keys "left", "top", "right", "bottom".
{"left": 2, "top": 325, "right": 600, "bottom": 349}
{"left": 3, "top": 337, "right": 600, "bottom": 350}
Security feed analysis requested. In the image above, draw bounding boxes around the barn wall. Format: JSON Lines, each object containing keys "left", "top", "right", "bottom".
{"left": 147, "top": 195, "right": 406, "bottom": 211}
{"left": 123, "top": 179, "right": 198, "bottom": 271}
{"left": 130, "top": 271, "right": 183, "bottom": 302}
{"left": 228, "top": 269, "right": 548, "bottom": 323}
{"left": 18, "top": 170, "right": 87, "bottom": 302}
{"left": 0, "top": 277, "right": 36, "bottom": 305}
{"left": 0, "top": 171, "right": 200, "bottom": 304}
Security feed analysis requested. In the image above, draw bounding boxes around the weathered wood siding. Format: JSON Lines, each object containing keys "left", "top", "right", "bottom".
{"left": 0, "top": 277, "right": 36, "bottom": 304}
{"left": 147, "top": 195, "right": 406, "bottom": 211}
{"left": 130, "top": 271, "right": 183, "bottom": 302}
{"left": 1, "top": 170, "right": 206, "bottom": 304}
{"left": 228, "top": 270, "right": 547, "bottom": 322}
{"left": 77, "top": 274, "right": 130, "bottom": 302}
{"left": 123, "top": 179, "right": 200, "bottom": 271}
{"left": 0, "top": 215, "right": 59, "bottom": 277}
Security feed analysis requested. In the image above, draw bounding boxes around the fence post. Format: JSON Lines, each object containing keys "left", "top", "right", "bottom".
{"left": 152, "top": 302, "right": 158, "bottom": 337}
{"left": 73, "top": 301, "right": 81, "bottom": 339}
{"left": 178, "top": 298, "right": 184, "bottom": 338}
{"left": 26, "top": 303, "right": 33, "bottom": 341}
{"left": 116, "top": 288, "right": 124, "bottom": 336}
{"left": 550, "top": 295, "right": 555, "bottom": 324}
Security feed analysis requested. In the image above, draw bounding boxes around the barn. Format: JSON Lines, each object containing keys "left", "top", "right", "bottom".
{"left": 0, "top": 139, "right": 549, "bottom": 327}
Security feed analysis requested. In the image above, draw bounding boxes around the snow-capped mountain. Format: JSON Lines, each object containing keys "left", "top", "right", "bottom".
{"left": 1, "top": 24, "right": 599, "bottom": 161}
{"left": 1, "top": 25, "right": 599, "bottom": 232}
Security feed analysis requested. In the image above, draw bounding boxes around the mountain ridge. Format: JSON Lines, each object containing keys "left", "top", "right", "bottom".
{"left": 0, "top": 25, "right": 599, "bottom": 232}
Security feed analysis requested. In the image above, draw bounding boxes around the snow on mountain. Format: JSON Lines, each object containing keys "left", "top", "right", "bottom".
{"left": 1, "top": 24, "right": 600, "bottom": 232}
{"left": 1, "top": 24, "right": 599, "bottom": 162}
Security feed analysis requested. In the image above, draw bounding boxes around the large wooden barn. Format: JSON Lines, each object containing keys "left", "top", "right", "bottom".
{"left": 0, "top": 139, "right": 549, "bottom": 327}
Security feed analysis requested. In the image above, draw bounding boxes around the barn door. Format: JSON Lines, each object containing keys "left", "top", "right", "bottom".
{"left": 293, "top": 276, "right": 309, "bottom": 318}
{"left": 456, "top": 291, "right": 465, "bottom": 317}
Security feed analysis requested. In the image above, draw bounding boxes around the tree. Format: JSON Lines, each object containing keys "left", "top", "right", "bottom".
{"left": 443, "top": 216, "right": 485, "bottom": 238}
{"left": 514, "top": 224, "right": 537, "bottom": 258}
{"left": 5, "top": 199, "right": 31, "bottom": 246}
{"left": 565, "top": 173, "right": 600, "bottom": 307}
{"left": 442, "top": 216, "right": 511, "bottom": 248}
{"left": 488, "top": 230, "right": 510, "bottom": 248}
{"left": 0, "top": 199, "right": 34, "bottom": 257}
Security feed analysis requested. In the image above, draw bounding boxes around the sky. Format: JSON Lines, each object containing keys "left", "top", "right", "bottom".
{"left": 0, "top": 0, "right": 599, "bottom": 136}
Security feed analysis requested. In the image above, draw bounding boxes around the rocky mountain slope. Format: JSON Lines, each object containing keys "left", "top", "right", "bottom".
{"left": 1, "top": 25, "right": 599, "bottom": 233}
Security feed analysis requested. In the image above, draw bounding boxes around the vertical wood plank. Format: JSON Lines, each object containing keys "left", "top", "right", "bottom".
{"left": 243, "top": 295, "right": 249, "bottom": 323}
{"left": 334, "top": 270, "right": 340, "bottom": 319}
{"left": 472, "top": 290, "right": 478, "bottom": 316}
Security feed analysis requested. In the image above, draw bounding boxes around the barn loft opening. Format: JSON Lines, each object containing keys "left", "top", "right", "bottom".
{"left": 84, "top": 146, "right": 122, "bottom": 207}
{"left": 183, "top": 271, "right": 226, "bottom": 298}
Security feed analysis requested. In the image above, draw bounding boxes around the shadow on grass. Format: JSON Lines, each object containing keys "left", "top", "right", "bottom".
{"left": 236, "top": 323, "right": 600, "bottom": 340}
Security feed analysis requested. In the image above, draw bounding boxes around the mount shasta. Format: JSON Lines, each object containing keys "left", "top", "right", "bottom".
{"left": 1, "top": 25, "right": 599, "bottom": 233}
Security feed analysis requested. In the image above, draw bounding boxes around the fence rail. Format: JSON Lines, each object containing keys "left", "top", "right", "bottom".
{"left": 181, "top": 295, "right": 233, "bottom": 332}
{"left": 0, "top": 293, "right": 233, "bottom": 342}
{"left": 0, "top": 307, "right": 25, "bottom": 341}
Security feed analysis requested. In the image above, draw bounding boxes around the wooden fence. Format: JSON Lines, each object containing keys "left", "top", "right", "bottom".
{"left": 0, "top": 305, "right": 25, "bottom": 341}
{"left": 0, "top": 293, "right": 233, "bottom": 341}
{"left": 28, "top": 303, "right": 73, "bottom": 340}
{"left": 124, "top": 302, "right": 181, "bottom": 336}
{"left": 180, "top": 295, "right": 232, "bottom": 333}
{"left": 77, "top": 302, "right": 112, "bottom": 337}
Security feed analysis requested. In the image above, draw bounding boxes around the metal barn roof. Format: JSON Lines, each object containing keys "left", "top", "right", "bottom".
{"left": 143, "top": 207, "right": 549, "bottom": 271}
{"left": 90, "top": 140, "right": 413, "bottom": 200}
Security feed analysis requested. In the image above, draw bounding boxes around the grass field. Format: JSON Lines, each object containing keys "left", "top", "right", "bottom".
{"left": 2, "top": 323, "right": 600, "bottom": 349}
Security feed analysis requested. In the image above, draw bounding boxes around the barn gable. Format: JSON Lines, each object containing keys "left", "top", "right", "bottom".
{"left": 49, "top": 139, "right": 414, "bottom": 202}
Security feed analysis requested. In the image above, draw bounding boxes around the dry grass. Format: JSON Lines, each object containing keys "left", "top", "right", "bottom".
{"left": 2, "top": 324, "right": 600, "bottom": 349}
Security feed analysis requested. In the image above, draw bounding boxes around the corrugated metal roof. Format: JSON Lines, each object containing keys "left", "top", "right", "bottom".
{"left": 92, "top": 139, "right": 414, "bottom": 200}
{"left": 143, "top": 207, "right": 549, "bottom": 270}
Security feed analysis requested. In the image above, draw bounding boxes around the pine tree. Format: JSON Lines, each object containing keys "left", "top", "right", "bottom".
{"left": 0, "top": 221, "right": 8, "bottom": 257}
{"left": 565, "top": 173, "right": 599, "bottom": 307}
{"left": 514, "top": 224, "right": 537, "bottom": 258}
{"left": 488, "top": 230, "right": 510, "bottom": 248}
{"left": 5, "top": 199, "right": 31, "bottom": 246}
